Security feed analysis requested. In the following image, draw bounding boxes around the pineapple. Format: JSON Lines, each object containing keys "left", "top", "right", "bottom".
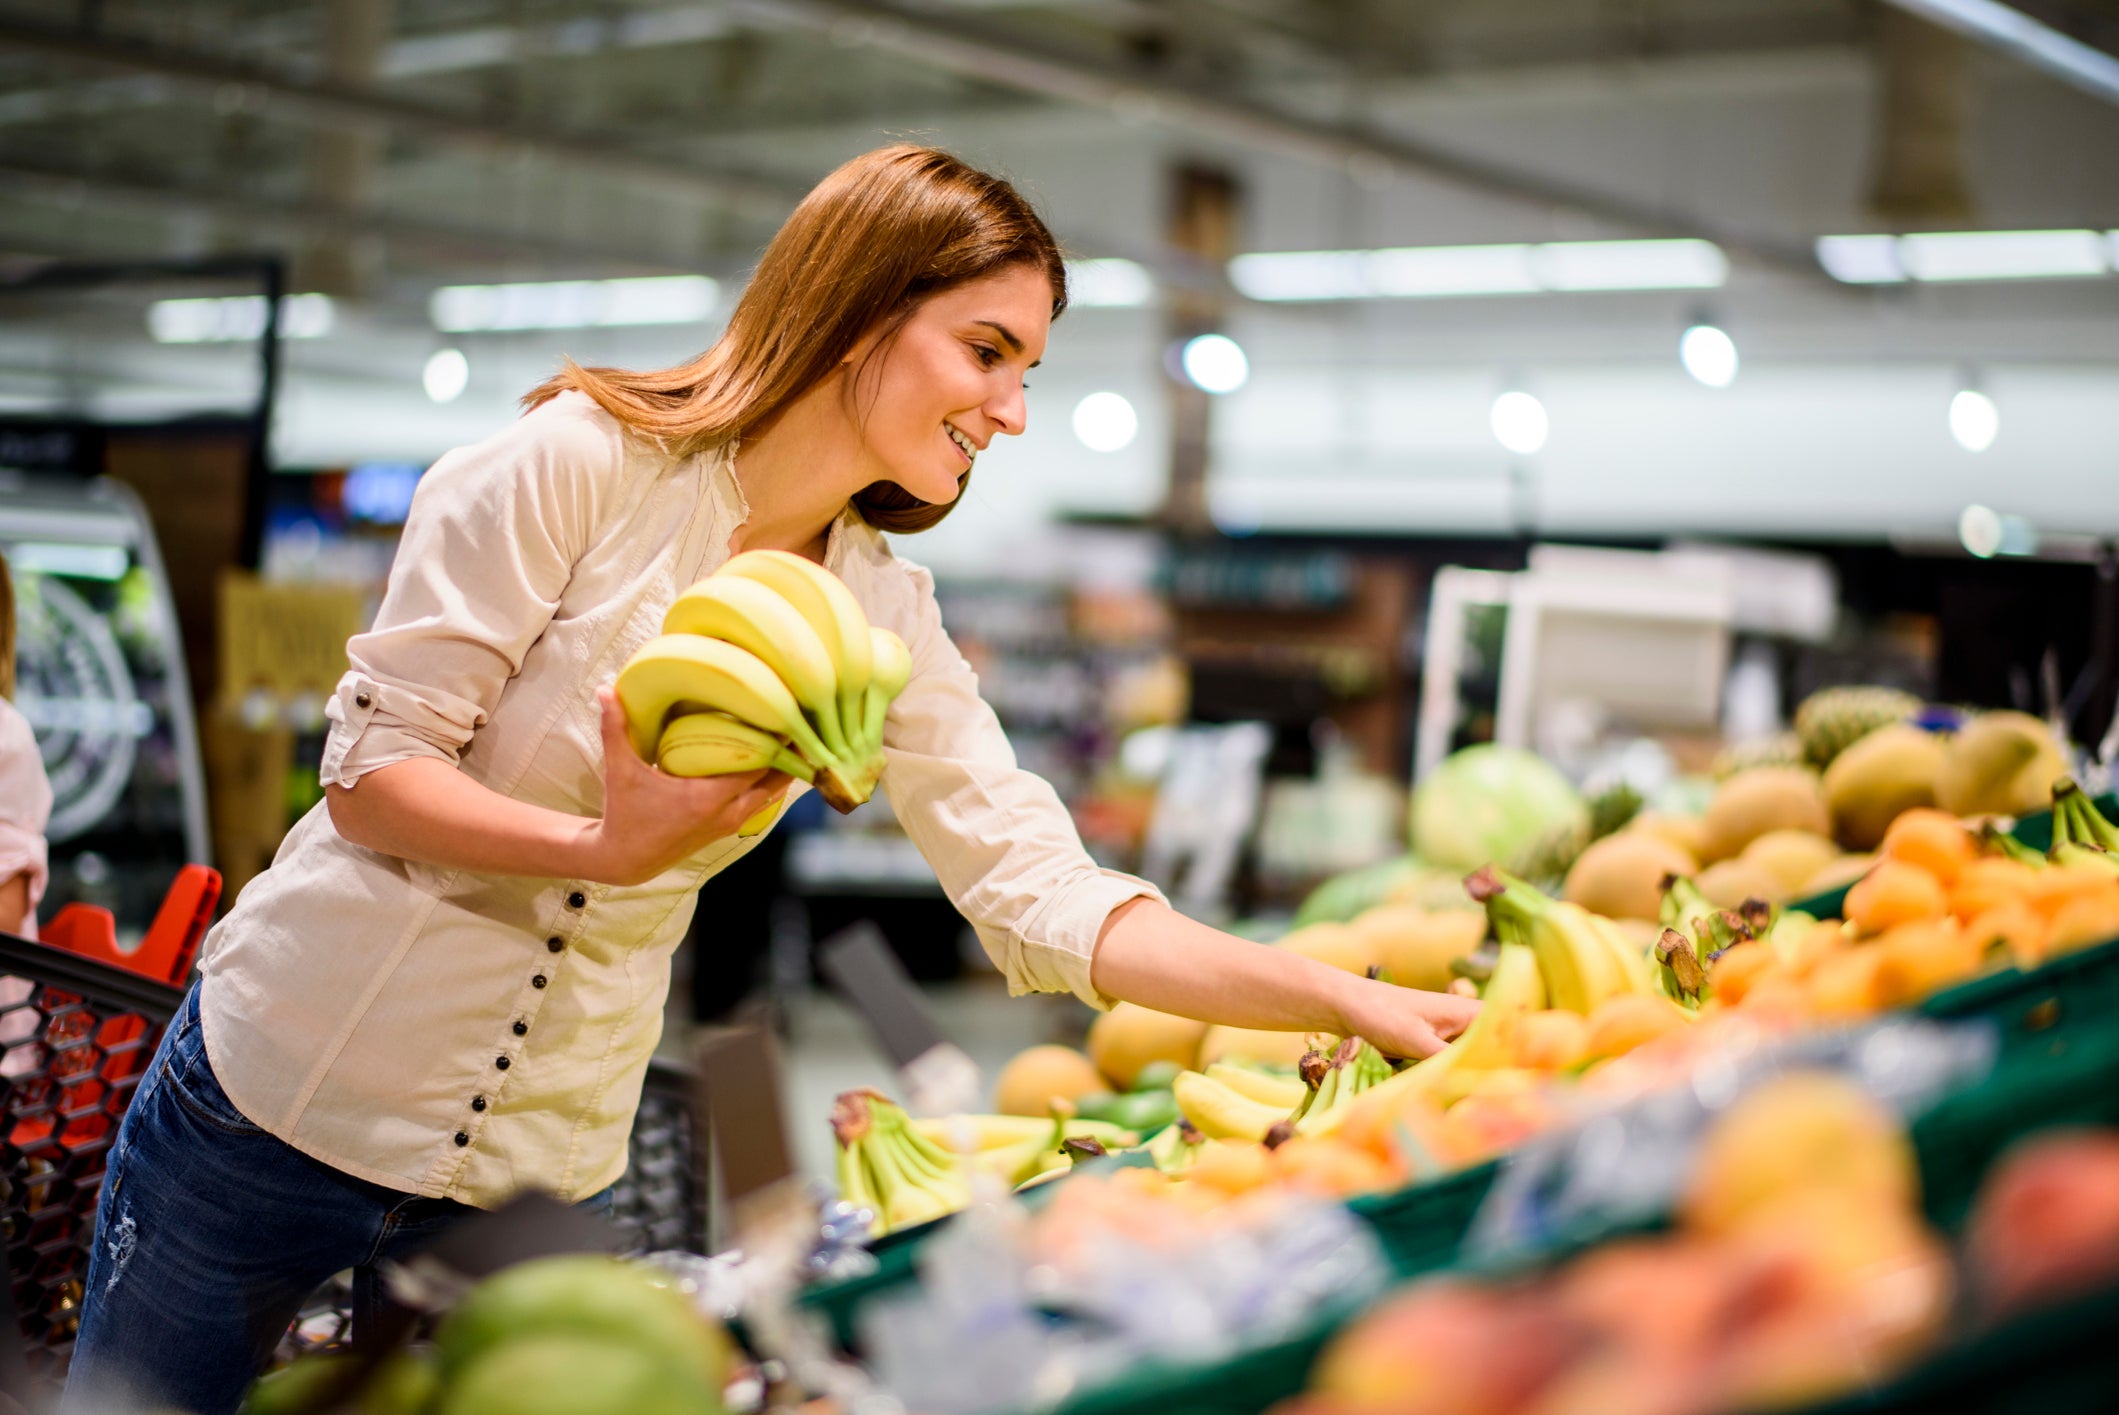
{"left": 1711, "top": 731, "right": 1806, "bottom": 782}
{"left": 1794, "top": 686, "right": 1922, "bottom": 769}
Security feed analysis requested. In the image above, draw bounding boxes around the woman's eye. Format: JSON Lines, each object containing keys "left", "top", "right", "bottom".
{"left": 973, "top": 345, "right": 1000, "bottom": 367}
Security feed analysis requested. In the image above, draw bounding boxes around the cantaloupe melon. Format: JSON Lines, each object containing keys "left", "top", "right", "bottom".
{"left": 1086, "top": 1004, "right": 1208, "bottom": 1090}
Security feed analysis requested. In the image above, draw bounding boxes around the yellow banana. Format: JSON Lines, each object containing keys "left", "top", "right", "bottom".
{"left": 912, "top": 1115, "right": 1138, "bottom": 1152}
{"left": 1204, "top": 1063, "right": 1306, "bottom": 1110}
{"left": 717, "top": 550, "right": 873, "bottom": 746}
{"left": 656, "top": 712, "right": 814, "bottom": 782}
{"left": 665, "top": 576, "right": 853, "bottom": 760}
{"left": 1585, "top": 913, "right": 1663, "bottom": 997}
{"left": 1171, "top": 1070, "right": 1291, "bottom": 1142}
{"left": 860, "top": 626, "right": 912, "bottom": 750}
{"left": 615, "top": 634, "right": 836, "bottom": 770}
{"left": 1529, "top": 902, "right": 1629, "bottom": 1015}
{"left": 736, "top": 797, "right": 783, "bottom": 839}
{"left": 836, "top": 1140, "right": 883, "bottom": 1232}
{"left": 1307, "top": 941, "right": 1546, "bottom": 1135}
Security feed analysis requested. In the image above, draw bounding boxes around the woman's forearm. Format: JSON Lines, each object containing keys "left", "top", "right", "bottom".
{"left": 326, "top": 760, "right": 599, "bottom": 880}
{"left": 1089, "top": 897, "right": 1360, "bottom": 1034}
{"left": 1089, "top": 897, "right": 1479, "bottom": 1059}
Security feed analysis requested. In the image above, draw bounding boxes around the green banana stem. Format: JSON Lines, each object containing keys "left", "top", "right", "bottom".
{"left": 2054, "top": 779, "right": 2119, "bottom": 855}
{"left": 1981, "top": 820, "right": 2047, "bottom": 866}
{"left": 1465, "top": 865, "right": 1551, "bottom": 927}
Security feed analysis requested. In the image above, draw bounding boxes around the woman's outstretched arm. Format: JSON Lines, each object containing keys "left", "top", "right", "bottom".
{"left": 1090, "top": 897, "right": 1479, "bottom": 1059}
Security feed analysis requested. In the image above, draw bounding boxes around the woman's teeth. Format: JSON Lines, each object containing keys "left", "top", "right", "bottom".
{"left": 946, "top": 425, "right": 977, "bottom": 462}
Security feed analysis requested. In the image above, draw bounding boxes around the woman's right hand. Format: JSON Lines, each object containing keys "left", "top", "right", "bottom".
{"left": 580, "top": 687, "right": 791, "bottom": 886}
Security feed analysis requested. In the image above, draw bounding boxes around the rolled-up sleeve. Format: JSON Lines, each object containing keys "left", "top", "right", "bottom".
{"left": 0, "top": 706, "right": 52, "bottom": 932}
{"left": 876, "top": 563, "right": 1165, "bottom": 1009}
{"left": 321, "top": 401, "right": 617, "bottom": 788}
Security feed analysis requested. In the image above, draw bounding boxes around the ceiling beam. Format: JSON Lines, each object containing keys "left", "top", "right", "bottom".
{"left": 0, "top": 11, "right": 808, "bottom": 215}
{"left": 749, "top": 0, "right": 1825, "bottom": 276}
{"left": 0, "top": 154, "right": 704, "bottom": 273}
{"left": 1879, "top": 0, "right": 2119, "bottom": 107}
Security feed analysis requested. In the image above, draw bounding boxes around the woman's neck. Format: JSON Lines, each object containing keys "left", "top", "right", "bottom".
{"left": 728, "top": 376, "right": 873, "bottom": 563}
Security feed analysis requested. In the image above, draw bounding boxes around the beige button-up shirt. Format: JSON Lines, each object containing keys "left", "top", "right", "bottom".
{"left": 196, "top": 392, "right": 1162, "bottom": 1207}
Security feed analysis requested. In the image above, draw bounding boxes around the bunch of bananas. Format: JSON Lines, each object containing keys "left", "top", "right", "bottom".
{"left": 614, "top": 550, "right": 912, "bottom": 824}
{"left": 1466, "top": 866, "right": 1663, "bottom": 1013}
{"left": 914, "top": 1111, "right": 1141, "bottom": 1188}
{"left": 2050, "top": 778, "right": 2119, "bottom": 871}
{"left": 1171, "top": 1060, "right": 1312, "bottom": 1143}
{"left": 832, "top": 1090, "right": 971, "bottom": 1236}
{"left": 1654, "top": 873, "right": 1816, "bottom": 1007}
{"left": 835, "top": 1093, "right": 1141, "bottom": 1235}
{"left": 1304, "top": 940, "right": 1549, "bottom": 1127}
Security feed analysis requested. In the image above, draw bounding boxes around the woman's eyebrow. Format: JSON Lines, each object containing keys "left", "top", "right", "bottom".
{"left": 977, "top": 320, "right": 1025, "bottom": 354}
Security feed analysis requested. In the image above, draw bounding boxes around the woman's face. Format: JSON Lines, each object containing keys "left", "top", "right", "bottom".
{"left": 844, "top": 264, "right": 1053, "bottom": 506}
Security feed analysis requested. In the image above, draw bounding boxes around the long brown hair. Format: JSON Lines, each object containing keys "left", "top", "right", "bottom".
{"left": 0, "top": 547, "right": 15, "bottom": 701}
{"left": 524, "top": 145, "right": 1067, "bottom": 533}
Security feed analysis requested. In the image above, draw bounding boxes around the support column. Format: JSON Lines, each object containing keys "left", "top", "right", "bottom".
{"left": 1157, "top": 163, "right": 1241, "bottom": 537}
{"left": 297, "top": 0, "right": 396, "bottom": 296}
{"left": 1870, "top": 7, "right": 1974, "bottom": 225}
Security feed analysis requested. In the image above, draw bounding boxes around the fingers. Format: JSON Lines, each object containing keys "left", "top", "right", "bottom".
{"left": 1396, "top": 1019, "right": 1447, "bottom": 1060}
{"left": 597, "top": 687, "right": 639, "bottom": 768}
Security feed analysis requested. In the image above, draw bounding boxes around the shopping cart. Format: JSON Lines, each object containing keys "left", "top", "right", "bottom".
{"left": 0, "top": 931, "right": 186, "bottom": 1391}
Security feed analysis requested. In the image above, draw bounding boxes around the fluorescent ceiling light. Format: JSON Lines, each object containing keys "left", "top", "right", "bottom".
{"left": 1881, "top": 0, "right": 2119, "bottom": 107}
{"left": 430, "top": 275, "right": 719, "bottom": 332}
{"left": 424, "top": 348, "right": 470, "bottom": 403}
{"left": 1490, "top": 391, "right": 1549, "bottom": 455}
{"left": 1066, "top": 258, "right": 1155, "bottom": 308}
{"left": 1901, "top": 229, "right": 2108, "bottom": 281}
{"left": 1949, "top": 389, "right": 2000, "bottom": 451}
{"left": 1180, "top": 334, "right": 1249, "bottom": 394}
{"left": 1679, "top": 324, "right": 1739, "bottom": 388}
{"left": 1229, "top": 238, "right": 1723, "bottom": 302}
{"left": 1818, "top": 229, "right": 2113, "bottom": 283}
{"left": 147, "top": 293, "right": 335, "bottom": 343}
{"left": 1368, "top": 244, "right": 1539, "bottom": 297}
{"left": 1528, "top": 239, "right": 1728, "bottom": 291}
{"left": 1816, "top": 235, "right": 1907, "bottom": 284}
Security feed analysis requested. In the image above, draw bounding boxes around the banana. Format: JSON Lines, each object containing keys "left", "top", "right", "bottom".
{"left": 2053, "top": 842, "right": 2119, "bottom": 876}
{"left": 737, "top": 797, "right": 783, "bottom": 839}
{"left": 717, "top": 550, "right": 874, "bottom": 751}
{"left": 1204, "top": 1063, "right": 1307, "bottom": 1110}
{"left": 665, "top": 576, "right": 854, "bottom": 759}
{"left": 656, "top": 711, "right": 814, "bottom": 781}
{"left": 614, "top": 634, "right": 838, "bottom": 769}
{"left": 865, "top": 1133, "right": 960, "bottom": 1231}
{"left": 2053, "top": 779, "right": 2119, "bottom": 856}
{"left": 836, "top": 1139, "right": 882, "bottom": 1233}
{"left": 1304, "top": 942, "right": 1545, "bottom": 1136}
{"left": 1295, "top": 1038, "right": 1396, "bottom": 1135}
{"left": 1585, "top": 912, "right": 1663, "bottom": 997}
{"left": 1470, "top": 867, "right": 1625, "bottom": 1014}
{"left": 860, "top": 627, "right": 913, "bottom": 751}
{"left": 1171, "top": 1070, "right": 1292, "bottom": 1142}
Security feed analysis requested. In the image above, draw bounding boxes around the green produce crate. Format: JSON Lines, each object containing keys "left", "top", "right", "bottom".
{"left": 1024, "top": 1032, "right": 2119, "bottom": 1415}
{"left": 1919, "top": 935, "right": 2119, "bottom": 1061}
{"left": 1345, "top": 1159, "right": 1499, "bottom": 1277}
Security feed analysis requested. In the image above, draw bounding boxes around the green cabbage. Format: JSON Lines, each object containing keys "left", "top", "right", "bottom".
{"left": 1410, "top": 745, "right": 1590, "bottom": 883}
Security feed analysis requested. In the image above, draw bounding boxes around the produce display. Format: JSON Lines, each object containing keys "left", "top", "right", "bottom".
{"left": 614, "top": 550, "right": 911, "bottom": 817}
{"left": 1273, "top": 1078, "right": 2119, "bottom": 1415}
{"left": 827, "top": 770, "right": 2119, "bottom": 1245}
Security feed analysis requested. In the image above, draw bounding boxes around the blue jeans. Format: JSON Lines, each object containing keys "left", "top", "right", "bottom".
{"left": 64, "top": 987, "right": 612, "bottom": 1415}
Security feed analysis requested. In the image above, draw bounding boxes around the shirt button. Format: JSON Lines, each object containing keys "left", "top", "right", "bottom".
{"left": 532, "top": 974, "right": 547, "bottom": 989}
{"left": 512, "top": 1020, "right": 528, "bottom": 1036}
{"left": 453, "top": 1132, "right": 469, "bottom": 1147}
{"left": 355, "top": 692, "right": 372, "bottom": 709}
{"left": 495, "top": 1056, "right": 511, "bottom": 1070}
{"left": 546, "top": 937, "right": 564, "bottom": 953}
{"left": 566, "top": 891, "right": 586, "bottom": 910}
{"left": 471, "top": 1096, "right": 487, "bottom": 1112}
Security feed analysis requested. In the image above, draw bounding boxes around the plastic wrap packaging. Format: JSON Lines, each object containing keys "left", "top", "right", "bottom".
{"left": 1464, "top": 1014, "right": 1999, "bottom": 1267}
{"left": 860, "top": 1179, "right": 1389, "bottom": 1415}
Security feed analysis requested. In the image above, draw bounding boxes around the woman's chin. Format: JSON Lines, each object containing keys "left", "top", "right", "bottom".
{"left": 890, "top": 472, "right": 966, "bottom": 506}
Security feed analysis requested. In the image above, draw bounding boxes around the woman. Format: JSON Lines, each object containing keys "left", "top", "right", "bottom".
{"left": 67, "top": 146, "right": 1475, "bottom": 1413}
{"left": 0, "top": 548, "right": 53, "bottom": 940}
